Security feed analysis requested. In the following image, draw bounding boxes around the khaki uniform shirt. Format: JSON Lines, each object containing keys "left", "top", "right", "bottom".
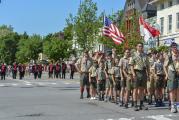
{"left": 89, "top": 66, "right": 97, "bottom": 77}
{"left": 129, "top": 52, "right": 149, "bottom": 71}
{"left": 111, "top": 66, "right": 120, "bottom": 77}
{"left": 164, "top": 54, "right": 179, "bottom": 73}
{"left": 154, "top": 60, "right": 164, "bottom": 75}
{"left": 76, "top": 57, "right": 93, "bottom": 73}
{"left": 149, "top": 57, "right": 156, "bottom": 73}
{"left": 97, "top": 67, "right": 106, "bottom": 80}
{"left": 120, "top": 56, "right": 131, "bottom": 74}
{"left": 105, "top": 59, "right": 113, "bottom": 74}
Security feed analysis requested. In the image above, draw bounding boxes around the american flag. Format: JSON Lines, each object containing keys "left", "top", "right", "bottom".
{"left": 102, "top": 16, "right": 125, "bottom": 45}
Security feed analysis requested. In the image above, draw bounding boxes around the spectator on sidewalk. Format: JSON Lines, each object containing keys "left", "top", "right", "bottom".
{"left": 12, "top": 62, "right": 18, "bottom": 79}
{"left": 48, "top": 62, "right": 54, "bottom": 79}
{"left": 18, "top": 63, "right": 24, "bottom": 80}
{"left": 32, "top": 63, "right": 38, "bottom": 79}
{"left": 1, "top": 63, "right": 7, "bottom": 80}
{"left": 70, "top": 60, "right": 76, "bottom": 79}
{"left": 62, "top": 61, "right": 67, "bottom": 79}
{"left": 55, "top": 62, "right": 61, "bottom": 78}
{"left": 38, "top": 63, "right": 43, "bottom": 79}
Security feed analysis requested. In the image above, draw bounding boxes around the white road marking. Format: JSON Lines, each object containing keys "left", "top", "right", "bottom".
{"left": 98, "top": 114, "right": 179, "bottom": 120}
{"left": 0, "top": 84, "right": 5, "bottom": 87}
{"left": 118, "top": 118, "right": 133, "bottom": 120}
{"left": 146, "top": 115, "right": 172, "bottom": 120}
{"left": 25, "top": 83, "right": 32, "bottom": 86}
{"left": 50, "top": 83, "right": 57, "bottom": 85}
{"left": 12, "top": 84, "right": 18, "bottom": 86}
{"left": 64, "top": 82, "right": 71, "bottom": 85}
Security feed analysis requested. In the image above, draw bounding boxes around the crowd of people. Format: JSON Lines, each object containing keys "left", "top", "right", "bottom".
{"left": 75, "top": 42, "right": 179, "bottom": 113}
{"left": 0, "top": 61, "right": 76, "bottom": 80}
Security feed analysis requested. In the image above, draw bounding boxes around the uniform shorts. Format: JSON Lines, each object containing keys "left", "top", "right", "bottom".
{"left": 114, "top": 77, "right": 121, "bottom": 91}
{"left": 106, "top": 75, "right": 113, "bottom": 88}
{"left": 80, "top": 73, "right": 90, "bottom": 87}
{"left": 126, "top": 75, "right": 133, "bottom": 91}
{"left": 154, "top": 75, "right": 164, "bottom": 89}
{"left": 97, "top": 80, "right": 105, "bottom": 91}
{"left": 121, "top": 79, "right": 126, "bottom": 88}
{"left": 167, "top": 71, "right": 179, "bottom": 91}
{"left": 90, "top": 77, "right": 97, "bottom": 89}
{"left": 147, "top": 73, "right": 155, "bottom": 89}
{"left": 133, "top": 70, "right": 147, "bottom": 88}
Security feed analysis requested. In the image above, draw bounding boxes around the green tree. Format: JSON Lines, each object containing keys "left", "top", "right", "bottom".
{"left": 43, "top": 37, "right": 72, "bottom": 61}
{"left": 119, "top": 11, "right": 143, "bottom": 51}
{"left": 0, "top": 25, "right": 19, "bottom": 64}
{"left": 71, "top": 0, "right": 100, "bottom": 51}
{"left": 16, "top": 34, "right": 43, "bottom": 63}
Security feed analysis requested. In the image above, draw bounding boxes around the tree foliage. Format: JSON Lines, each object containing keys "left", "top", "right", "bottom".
{"left": 16, "top": 35, "right": 43, "bottom": 63}
{"left": 43, "top": 36, "right": 72, "bottom": 61}
{"left": 71, "top": 0, "right": 100, "bottom": 51}
{"left": 0, "top": 25, "right": 19, "bottom": 64}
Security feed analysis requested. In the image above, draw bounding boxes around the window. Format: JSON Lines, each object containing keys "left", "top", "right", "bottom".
{"left": 177, "top": 0, "right": 179, "bottom": 4}
{"left": 160, "top": 17, "right": 164, "bottom": 35}
{"left": 177, "top": 13, "right": 179, "bottom": 29}
{"left": 160, "top": 3, "right": 164, "bottom": 10}
{"left": 168, "top": 0, "right": 173, "bottom": 7}
{"left": 168, "top": 15, "right": 172, "bottom": 33}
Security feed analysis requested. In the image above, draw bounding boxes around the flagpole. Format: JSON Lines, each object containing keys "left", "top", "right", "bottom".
{"left": 157, "top": 36, "right": 159, "bottom": 47}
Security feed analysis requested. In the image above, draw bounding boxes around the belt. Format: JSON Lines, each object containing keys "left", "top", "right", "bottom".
{"left": 157, "top": 74, "right": 164, "bottom": 76}
{"left": 115, "top": 77, "right": 120, "bottom": 78}
{"left": 81, "top": 72, "right": 89, "bottom": 73}
{"left": 134, "top": 69, "right": 145, "bottom": 72}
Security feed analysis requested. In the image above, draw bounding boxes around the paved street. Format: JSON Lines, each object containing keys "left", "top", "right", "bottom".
{"left": 0, "top": 73, "right": 179, "bottom": 120}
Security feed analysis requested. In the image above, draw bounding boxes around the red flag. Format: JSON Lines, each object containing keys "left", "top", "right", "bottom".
{"left": 140, "top": 16, "right": 160, "bottom": 37}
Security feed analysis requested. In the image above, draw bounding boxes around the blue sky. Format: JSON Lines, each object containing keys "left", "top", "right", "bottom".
{"left": 0, "top": 0, "right": 125, "bottom": 36}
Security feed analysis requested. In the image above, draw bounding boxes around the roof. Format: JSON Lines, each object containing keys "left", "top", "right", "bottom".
{"left": 124, "top": 0, "right": 149, "bottom": 14}
{"left": 142, "top": 3, "right": 157, "bottom": 12}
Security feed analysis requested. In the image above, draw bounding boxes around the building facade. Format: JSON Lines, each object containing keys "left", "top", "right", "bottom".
{"left": 151, "top": 0, "right": 179, "bottom": 45}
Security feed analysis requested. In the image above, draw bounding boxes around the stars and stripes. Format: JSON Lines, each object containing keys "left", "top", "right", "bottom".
{"left": 102, "top": 16, "right": 125, "bottom": 45}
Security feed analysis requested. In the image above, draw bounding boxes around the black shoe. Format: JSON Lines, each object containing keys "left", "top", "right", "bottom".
{"left": 87, "top": 94, "right": 90, "bottom": 98}
{"left": 115, "top": 100, "right": 118, "bottom": 104}
{"left": 80, "top": 94, "right": 83, "bottom": 99}
{"left": 98, "top": 95, "right": 102, "bottom": 101}
{"left": 159, "top": 100, "right": 165, "bottom": 107}
{"left": 140, "top": 105, "right": 148, "bottom": 110}
{"left": 155, "top": 101, "right": 160, "bottom": 107}
{"left": 134, "top": 106, "right": 139, "bottom": 111}
{"left": 102, "top": 95, "right": 104, "bottom": 101}
{"left": 148, "top": 100, "right": 152, "bottom": 105}
{"left": 131, "top": 101, "right": 134, "bottom": 107}
{"left": 119, "top": 102, "right": 124, "bottom": 107}
{"left": 124, "top": 104, "right": 128, "bottom": 109}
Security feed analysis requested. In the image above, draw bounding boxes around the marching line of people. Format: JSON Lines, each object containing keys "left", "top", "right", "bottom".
{"left": 0, "top": 61, "right": 76, "bottom": 80}
{"left": 75, "top": 42, "right": 179, "bottom": 113}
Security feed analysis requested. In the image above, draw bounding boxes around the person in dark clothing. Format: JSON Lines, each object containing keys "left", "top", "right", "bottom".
{"left": 55, "top": 62, "right": 60, "bottom": 78}
{"left": 12, "top": 62, "right": 18, "bottom": 79}
{"left": 48, "top": 62, "right": 54, "bottom": 79}
{"left": 1, "top": 63, "right": 7, "bottom": 80}
{"left": 22, "top": 64, "right": 26, "bottom": 78}
{"left": 59, "top": 62, "right": 62, "bottom": 78}
{"left": 32, "top": 63, "right": 38, "bottom": 79}
{"left": 18, "top": 63, "right": 24, "bottom": 80}
{"left": 38, "top": 63, "right": 43, "bottom": 79}
{"left": 70, "top": 62, "right": 76, "bottom": 79}
{"left": 62, "top": 62, "right": 67, "bottom": 79}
